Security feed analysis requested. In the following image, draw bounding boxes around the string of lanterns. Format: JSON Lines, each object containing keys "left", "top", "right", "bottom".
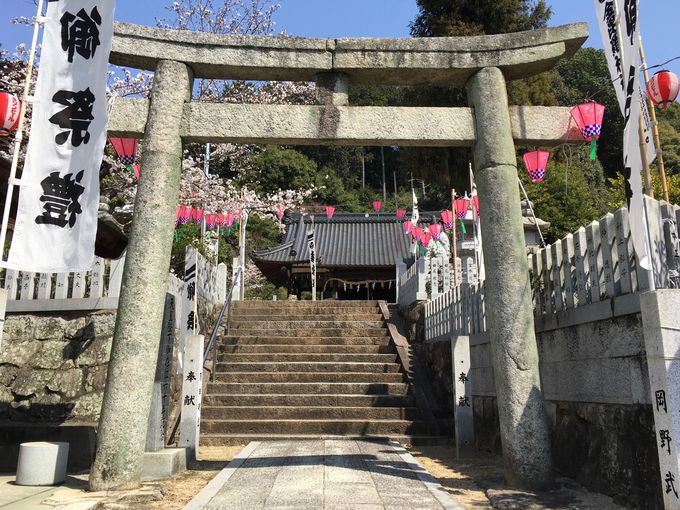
{"left": 174, "top": 205, "right": 241, "bottom": 242}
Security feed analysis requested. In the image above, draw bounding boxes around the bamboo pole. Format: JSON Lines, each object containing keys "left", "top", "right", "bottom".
{"left": 639, "top": 114, "right": 654, "bottom": 197}
{"left": 640, "top": 36, "right": 670, "bottom": 202}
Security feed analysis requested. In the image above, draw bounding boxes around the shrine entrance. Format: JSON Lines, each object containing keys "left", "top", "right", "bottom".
{"left": 92, "top": 21, "right": 589, "bottom": 490}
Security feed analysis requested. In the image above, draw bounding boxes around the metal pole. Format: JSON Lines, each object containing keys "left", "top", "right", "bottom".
{"left": 640, "top": 36, "right": 670, "bottom": 202}
{"left": 381, "top": 147, "right": 387, "bottom": 203}
{"left": 451, "top": 188, "right": 458, "bottom": 285}
{"left": 361, "top": 151, "right": 365, "bottom": 189}
{"left": 393, "top": 170, "right": 398, "bottom": 208}
{"left": 0, "top": 0, "right": 44, "bottom": 262}
{"left": 517, "top": 177, "right": 546, "bottom": 248}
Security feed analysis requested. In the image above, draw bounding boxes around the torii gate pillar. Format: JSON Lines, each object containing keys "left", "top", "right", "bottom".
{"left": 467, "top": 67, "right": 553, "bottom": 488}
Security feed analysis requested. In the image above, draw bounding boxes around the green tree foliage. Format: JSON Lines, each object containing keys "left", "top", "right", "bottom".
{"left": 410, "top": 0, "right": 551, "bottom": 37}
{"left": 246, "top": 145, "right": 317, "bottom": 194}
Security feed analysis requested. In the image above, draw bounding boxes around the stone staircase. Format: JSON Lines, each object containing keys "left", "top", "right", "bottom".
{"left": 201, "top": 300, "right": 444, "bottom": 445}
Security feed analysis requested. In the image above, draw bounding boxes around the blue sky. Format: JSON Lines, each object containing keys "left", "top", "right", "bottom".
{"left": 3, "top": 0, "right": 679, "bottom": 79}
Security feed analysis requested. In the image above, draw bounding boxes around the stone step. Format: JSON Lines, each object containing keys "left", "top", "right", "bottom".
{"left": 201, "top": 406, "right": 421, "bottom": 420}
{"left": 226, "top": 328, "right": 388, "bottom": 337}
{"left": 202, "top": 394, "right": 416, "bottom": 407}
{"left": 230, "top": 313, "right": 384, "bottom": 321}
{"left": 220, "top": 336, "right": 389, "bottom": 346}
{"left": 217, "top": 360, "right": 401, "bottom": 374}
{"left": 233, "top": 300, "right": 378, "bottom": 308}
{"left": 218, "top": 352, "right": 398, "bottom": 363}
{"left": 229, "top": 321, "right": 385, "bottom": 330}
{"left": 199, "top": 434, "right": 450, "bottom": 447}
{"left": 200, "top": 419, "right": 427, "bottom": 435}
{"left": 212, "top": 372, "right": 406, "bottom": 383}
{"left": 206, "top": 382, "right": 410, "bottom": 395}
{"left": 218, "top": 344, "right": 393, "bottom": 354}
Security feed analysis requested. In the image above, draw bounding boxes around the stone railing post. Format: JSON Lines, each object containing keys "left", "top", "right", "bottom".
{"left": 90, "top": 60, "right": 192, "bottom": 491}
{"left": 416, "top": 257, "right": 428, "bottom": 301}
{"left": 217, "top": 262, "right": 228, "bottom": 303}
{"left": 395, "top": 259, "right": 406, "bottom": 305}
{"left": 232, "top": 257, "right": 242, "bottom": 301}
{"left": 466, "top": 67, "right": 552, "bottom": 489}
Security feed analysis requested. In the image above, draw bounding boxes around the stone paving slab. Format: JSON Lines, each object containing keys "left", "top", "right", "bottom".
{"left": 184, "top": 439, "right": 464, "bottom": 510}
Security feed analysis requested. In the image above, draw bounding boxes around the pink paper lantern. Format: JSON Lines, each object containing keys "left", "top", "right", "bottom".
{"left": 276, "top": 206, "right": 284, "bottom": 221}
{"left": 191, "top": 207, "right": 204, "bottom": 225}
{"left": 441, "top": 210, "right": 453, "bottom": 231}
{"left": 179, "top": 206, "right": 192, "bottom": 225}
{"left": 109, "top": 137, "right": 137, "bottom": 165}
{"left": 175, "top": 205, "right": 184, "bottom": 226}
{"left": 570, "top": 102, "right": 605, "bottom": 160}
{"left": 428, "top": 223, "right": 443, "bottom": 241}
{"left": 372, "top": 200, "right": 382, "bottom": 213}
{"left": 412, "top": 227, "right": 424, "bottom": 242}
{"left": 454, "top": 198, "right": 470, "bottom": 220}
{"left": 523, "top": 151, "right": 550, "bottom": 183}
{"left": 326, "top": 206, "right": 335, "bottom": 219}
{"left": 403, "top": 220, "right": 413, "bottom": 235}
{"left": 225, "top": 213, "right": 235, "bottom": 227}
{"left": 421, "top": 232, "right": 432, "bottom": 247}
{"left": 396, "top": 208, "right": 407, "bottom": 220}
{"left": 205, "top": 214, "right": 217, "bottom": 230}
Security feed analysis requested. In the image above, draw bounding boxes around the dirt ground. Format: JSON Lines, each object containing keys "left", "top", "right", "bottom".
{"left": 409, "top": 445, "right": 626, "bottom": 510}
{"left": 126, "top": 445, "right": 245, "bottom": 510}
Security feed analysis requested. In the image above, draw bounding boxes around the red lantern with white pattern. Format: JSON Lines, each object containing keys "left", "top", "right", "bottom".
{"left": 523, "top": 151, "right": 550, "bottom": 184}
{"left": 647, "top": 70, "right": 680, "bottom": 110}
{"left": 570, "top": 102, "right": 605, "bottom": 160}
{"left": 0, "top": 90, "right": 21, "bottom": 137}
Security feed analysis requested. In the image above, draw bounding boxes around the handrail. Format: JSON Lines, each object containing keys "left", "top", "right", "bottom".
{"left": 204, "top": 267, "right": 242, "bottom": 381}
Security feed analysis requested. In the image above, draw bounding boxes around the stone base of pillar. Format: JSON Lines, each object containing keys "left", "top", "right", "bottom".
{"left": 141, "top": 448, "right": 187, "bottom": 481}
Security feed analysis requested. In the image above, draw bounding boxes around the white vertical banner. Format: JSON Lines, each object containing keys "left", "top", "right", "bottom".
{"left": 469, "top": 165, "right": 484, "bottom": 282}
{"left": 307, "top": 226, "right": 316, "bottom": 300}
{"left": 639, "top": 82, "right": 657, "bottom": 165}
{"left": 594, "top": 0, "right": 650, "bottom": 270}
{"left": 6, "top": 0, "right": 114, "bottom": 272}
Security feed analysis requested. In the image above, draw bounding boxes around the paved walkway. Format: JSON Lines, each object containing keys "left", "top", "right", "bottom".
{"left": 185, "top": 440, "right": 464, "bottom": 510}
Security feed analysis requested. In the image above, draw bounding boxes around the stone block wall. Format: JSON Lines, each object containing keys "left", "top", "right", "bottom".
{"left": 412, "top": 312, "right": 662, "bottom": 509}
{"left": 0, "top": 312, "right": 116, "bottom": 423}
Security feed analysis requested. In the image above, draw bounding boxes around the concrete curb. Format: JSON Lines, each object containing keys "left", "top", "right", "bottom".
{"left": 182, "top": 441, "right": 260, "bottom": 510}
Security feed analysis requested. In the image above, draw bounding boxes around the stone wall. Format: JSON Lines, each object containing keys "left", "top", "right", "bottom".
{"left": 412, "top": 312, "right": 663, "bottom": 509}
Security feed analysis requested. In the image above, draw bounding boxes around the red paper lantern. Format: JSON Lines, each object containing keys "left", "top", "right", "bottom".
{"left": 454, "top": 198, "right": 470, "bottom": 220}
{"left": 109, "top": 137, "right": 138, "bottom": 165}
{"left": 396, "top": 208, "right": 407, "bottom": 220}
{"left": 372, "top": 200, "right": 382, "bottom": 213}
{"left": 217, "top": 213, "right": 225, "bottom": 228}
{"left": 421, "top": 232, "right": 432, "bottom": 248}
{"left": 205, "top": 214, "right": 217, "bottom": 230}
{"left": 179, "top": 206, "right": 191, "bottom": 225}
{"left": 570, "top": 102, "right": 605, "bottom": 160}
{"left": 0, "top": 90, "right": 21, "bottom": 137}
{"left": 326, "top": 206, "right": 335, "bottom": 219}
{"left": 191, "top": 207, "right": 204, "bottom": 225}
{"left": 412, "top": 227, "right": 424, "bottom": 242}
{"left": 428, "top": 223, "right": 443, "bottom": 241}
{"left": 647, "top": 70, "right": 680, "bottom": 109}
{"left": 440, "top": 210, "right": 453, "bottom": 231}
{"left": 175, "top": 205, "right": 184, "bottom": 226}
{"left": 225, "top": 213, "right": 235, "bottom": 228}
{"left": 403, "top": 220, "right": 413, "bottom": 235}
{"left": 522, "top": 151, "right": 550, "bottom": 183}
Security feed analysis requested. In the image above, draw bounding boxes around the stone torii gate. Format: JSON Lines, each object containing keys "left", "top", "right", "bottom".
{"left": 91, "top": 22, "right": 588, "bottom": 491}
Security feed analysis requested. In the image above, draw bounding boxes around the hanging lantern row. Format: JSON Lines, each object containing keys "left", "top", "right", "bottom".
{"left": 0, "top": 90, "right": 21, "bottom": 137}
{"left": 647, "top": 70, "right": 679, "bottom": 110}
{"left": 174, "top": 205, "right": 241, "bottom": 241}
